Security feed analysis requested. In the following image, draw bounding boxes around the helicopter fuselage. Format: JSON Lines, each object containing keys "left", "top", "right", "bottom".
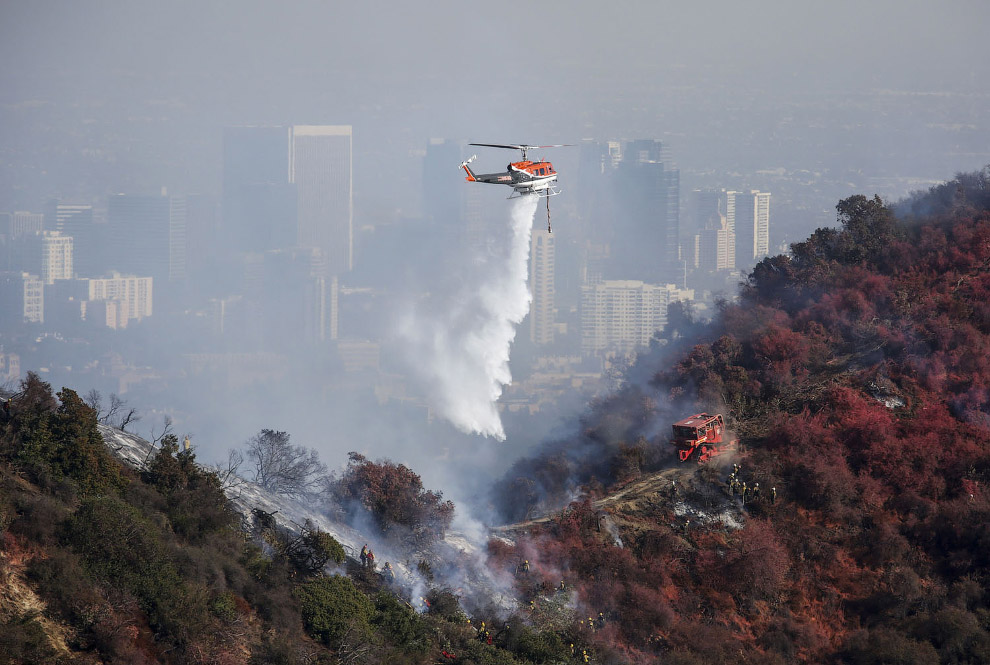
{"left": 460, "top": 159, "right": 559, "bottom": 198}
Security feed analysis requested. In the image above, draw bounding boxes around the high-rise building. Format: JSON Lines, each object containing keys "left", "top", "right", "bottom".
{"left": 256, "top": 247, "right": 331, "bottom": 347}
{"left": 222, "top": 126, "right": 297, "bottom": 255}
{"left": 10, "top": 212, "right": 43, "bottom": 238}
{"left": 0, "top": 349, "right": 19, "bottom": 383}
{"left": 733, "top": 190, "right": 771, "bottom": 269}
{"left": 106, "top": 193, "right": 186, "bottom": 284}
{"left": 609, "top": 139, "right": 681, "bottom": 285}
{"left": 41, "top": 231, "right": 73, "bottom": 283}
{"left": 290, "top": 125, "right": 353, "bottom": 275}
{"left": 692, "top": 189, "right": 735, "bottom": 272}
{"left": 85, "top": 272, "right": 154, "bottom": 320}
{"left": 0, "top": 272, "right": 44, "bottom": 323}
{"left": 46, "top": 203, "right": 101, "bottom": 277}
{"left": 699, "top": 215, "right": 733, "bottom": 271}
{"left": 423, "top": 138, "right": 462, "bottom": 226}
{"left": 183, "top": 193, "right": 219, "bottom": 291}
{"left": 580, "top": 280, "right": 692, "bottom": 356}
{"left": 529, "top": 228, "right": 556, "bottom": 346}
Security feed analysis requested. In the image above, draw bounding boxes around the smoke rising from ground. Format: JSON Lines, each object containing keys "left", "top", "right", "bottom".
{"left": 398, "top": 195, "right": 538, "bottom": 440}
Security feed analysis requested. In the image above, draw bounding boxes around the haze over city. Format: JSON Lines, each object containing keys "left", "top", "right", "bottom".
{"left": 2, "top": 0, "right": 989, "bottom": 501}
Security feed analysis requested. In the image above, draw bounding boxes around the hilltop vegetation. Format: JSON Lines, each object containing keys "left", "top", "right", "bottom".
{"left": 493, "top": 169, "right": 990, "bottom": 663}
{"left": 0, "top": 376, "right": 554, "bottom": 664}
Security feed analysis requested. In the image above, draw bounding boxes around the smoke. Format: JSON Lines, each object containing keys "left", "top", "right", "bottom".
{"left": 397, "top": 195, "right": 539, "bottom": 440}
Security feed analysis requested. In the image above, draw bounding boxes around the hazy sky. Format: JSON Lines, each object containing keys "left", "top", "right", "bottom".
{"left": 2, "top": 0, "right": 988, "bottom": 211}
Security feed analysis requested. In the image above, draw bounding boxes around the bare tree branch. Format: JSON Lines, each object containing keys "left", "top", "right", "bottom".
{"left": 102, "top": 393, "right": 124, "bottom": 425}
{"left": 245, "top": 429, "right": 327, "bottom": 499}
{"left": 211, "top": 449, "right": 246, "bottom": 494}
{"left": 118, "top": 407, "right": 140, "bottom": 432}
{"left": 84, "top": 388, "right": 103, "bottom": 419}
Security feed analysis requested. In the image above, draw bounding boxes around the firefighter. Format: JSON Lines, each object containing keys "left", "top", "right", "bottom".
{"left": 383, "top": 561, "right": 395, "bottom": 582}
{"left": 521, "top": 559, "right": 530, "bottom": 573}
{"left": 582, "top": 648, "right": 590, "bottom": 663}
{"left": 741, "top": 481, "right": 749, "bottom": 504}
{"left": 360, "top": 545, "right": 368, "bottom": 567}
{"left": 559, "top": 579, "right": 566, "bottom": 592}
{"left": 366, "top": 549, "right": 376, "bottom": 571}
{"left": 726, "top": 475, "right": 735, "bottom": 495}
{"left": 752, "top": 483, "right": 761, "bottom": 502}
{"left": 588, "top": 616, "right": 595, "bottom": 632}
{"left": 597, "top": 612, "right": 606, "bottom": 629}
{"left": 733, "top": 463, "right": 740, "bottom": 475}
{"left": 771, "top": 486, "right": 777, "bottom": 504}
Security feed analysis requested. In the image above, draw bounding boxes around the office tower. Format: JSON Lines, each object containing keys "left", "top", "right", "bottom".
{"left": 581, "top": 279, "right": 679, "bottom": 356}
{"left": 693, "top": 189, "right": 735, "bottom": 272}
{"left": 253, "top": 248, "right": 331, "bottom": 347}
{"left": 529, "top": 228, "right": 556, "bottom": 346}
{"left": 10, "top": 212, "right": 43, "bottom": 237}
{"left": 423, "top": 138, "right": 462, "bottom": 226}
{"left": 183, "top": 193, "right": 218, "bottom": 291}
{"left": 0, "top": 349, "right": 19, "bottom": 383}
{"left": 49, "top": 203, "right": 92, "bottom": 234}
{"left": 168, "top": 196, "right": 187, "bottom": 282}
{"left": 106, "top": 193, "right": 186, "bottom": 284}
{"left": 46, "top": 203, "right": 102, "bottom": 277}
{"left": 733, "top": 190, "right": 771, "bottom": 269}
{"left": 0, "top": 272, "right": 44, "bottom": 323}
{"left": 699, "top": 216, "right": 733, "bottom": 271}
{"left": 41, "top": 232, "right": 73, "bottom": 283}
{"left": 610, "top": 139, "right": 681, "bottom": 285}
{"left": 222, "top": 126, "right": 297, "bottom": 254}
{"left": 85, "top": 273, "right": 154, "bottom": 320}
{"left": 290, "top": 125, "right": 353, "bottom": 275}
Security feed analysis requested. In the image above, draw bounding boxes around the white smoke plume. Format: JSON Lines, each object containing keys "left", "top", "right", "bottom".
{"left": 398, "top": 195, "right": 539, "bottom": 440}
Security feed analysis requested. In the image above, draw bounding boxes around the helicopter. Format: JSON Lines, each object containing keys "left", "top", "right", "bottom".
{"left": 459, "top": 143, "right": 570, "bottom": 232}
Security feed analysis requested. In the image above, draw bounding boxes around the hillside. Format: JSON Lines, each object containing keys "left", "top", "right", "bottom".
{"left": 3, "top": 168, "right": 990, "bottom": 665}
{"left": 490, "top": 169, "right": 990, "bottom": 664}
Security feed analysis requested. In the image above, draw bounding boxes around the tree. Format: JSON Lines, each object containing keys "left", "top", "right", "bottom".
{"left": 245, "top": 429, "right": 327, "bottom": 498}
{"left": 329, "top": 452, "right": 455, "bottom": 545}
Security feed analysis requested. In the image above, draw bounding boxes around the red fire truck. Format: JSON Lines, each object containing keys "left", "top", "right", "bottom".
{"left": 672, "top": 413, "right": 736, "bottom": 463}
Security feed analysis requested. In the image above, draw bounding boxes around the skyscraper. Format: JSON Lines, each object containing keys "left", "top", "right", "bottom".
{"left": 692, "top": 189, "right": 735, "bottom": 272}
{"left": 222, "top": 126, "right": 297, "bottom": 254}
{"left": 290, "top": 125, "right": 353, "bottom": 275}
{"left": 41, "top": 231, "right": 73, "bottom": 283}
{"left": 10, "top": 212, "right": 43, "bottom": 238}
{"left": 580, "top": 279, "right": 682, "bottom": 356}
{"left": 609, "top": 139, "right": 681, "bottom": 285}
{"left": 423, "top": 138, "right": 462, "bottom": 227}
{"left": 106, "top": 193, "right": 185, "bottom": 284}
{"left": 0, "top": 272, "right": 44, "bottom": 323}
{"left": 733, "top": 190, "right": 771, "bottom": 270}
{"left": 529, "top": 228, "right": 556, "bottom": 346}
{"left": 46, "top": 203, "right": 101, "bottom": 277}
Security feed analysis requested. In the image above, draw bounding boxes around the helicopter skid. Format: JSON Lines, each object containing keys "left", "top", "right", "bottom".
{"left": 507, "top": 185, "right": 561, "bottom": 200}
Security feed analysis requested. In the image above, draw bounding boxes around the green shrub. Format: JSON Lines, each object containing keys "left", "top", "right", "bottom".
{"left": 0, "top": 612, "right": 60, "bottom": 665}
{"left": 210, "top": 591, "right": 239, "bottom": 624}
{"left": 26, "top": 550, "right": 101, "bottom": 627}
{"left": 373, "top": 590, "right": 429, "bottom": 654}
{"left": 295, "top": 575, "right": 374, "bottom": 647}
{"left": 8, "top": 378, "right": 125, "bottom": 497}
